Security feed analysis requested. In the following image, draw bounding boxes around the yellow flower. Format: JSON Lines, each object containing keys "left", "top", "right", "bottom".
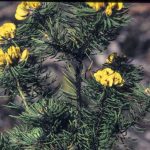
{"left": 94, "top": 70, "right": 103, "bottom": 82}
{"left": 107, "top": 3, "right": 124, "bottom": 10}
{"left": 26, "top": 2, "right": 41, "bottom": 9}
{"left": 113, "top": 72, "right": 124, "bottom": 86}
{"left": 86, "top": 2, "right": 105, "bottom": 11}
{"left": 116, "top": 3, "right": 124, "bottom": 10}
{"left": 20, "top": 49, "right": 29, "bottom": 62}
{"left": 145, "top": 88, "right": 150, "bottom": 96}
{"left": 15, "top": 2, "right": 41, "bottom": 20}
{"left": 94, "top": 68, "right": 124, "bottom": 87}
{"left": 105, "top": 2, "right": 124, "bottom": 16}
{"left": 0, "top": 49, "right": 5, "bottom": 65}
{"left": 86, "top": 2, "right": 124, "bottom": 16}
{"left": 0, "top": 23, "right": 16, "bottom": 41}
{"left": 103, "top": 68, "right": 114, "bottom": 76}
{"left": 7, "top": 46, "right": 21, "bottom": 60}
{"left": 101, "top": 75, "right": 114, "bottom": 87}
{"left": 105, "top": 6, "right": 113, "bottom": 16}
{"left": 0, "top": 46, "right": 29, "bottom": 67}
{"left": 5, "top": 53, "right": 12, "bottom": 65}
{"left": 15, "top": 2, "right": 29, "bottom": 21}
{"left": 106, "top": 52, "right": 117, "bottom": 64}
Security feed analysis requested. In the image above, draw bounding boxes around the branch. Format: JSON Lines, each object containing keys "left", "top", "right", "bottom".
{"left": 75, "top": 59, "right": 83, "bottom": 108}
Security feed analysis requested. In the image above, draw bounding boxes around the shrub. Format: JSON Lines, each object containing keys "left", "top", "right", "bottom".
{"left": 0, "top": 2, "right": 150, "bottom": 150}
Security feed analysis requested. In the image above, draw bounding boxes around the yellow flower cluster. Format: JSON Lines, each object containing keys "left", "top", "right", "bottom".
{"left": 15, "top": 2, "right": 41, "bottom": 20}
{"left": 86, "top": 2, "right": 124, "bottom": 16}
{"left": 106, "top": 52, "right": 117, "bottom": 64}
{"left": 94, "top": 68, "right": 124, "bottom": 87}
{"left": 86, "top": 2, "right": 105, "bottom": 11}
{"left": 0, "top": 46, "right": 29, "bottom": 66}
{"left": 0, "top": 23, "right": 16, "bottom": 42}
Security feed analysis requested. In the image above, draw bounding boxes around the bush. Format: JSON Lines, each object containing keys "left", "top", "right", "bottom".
{"left": 0, "top": 2, "right": 150, "bottom": 150}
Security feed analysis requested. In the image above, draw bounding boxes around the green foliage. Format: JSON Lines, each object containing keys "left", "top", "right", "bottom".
{"left": 0, "top": 58, "right": 57, "bottom": 106}
{"left": 2, "top": 98, "right": 95, "bottom": 150}
{"left": 82, "top": 57, "right": 150, "bottom": 149}
{"left": 9, "top": 2, "right": 129, "bottom": 61}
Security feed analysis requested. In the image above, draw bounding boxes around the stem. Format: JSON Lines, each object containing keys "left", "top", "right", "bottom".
{"left": 9, "top": 68, "right": 29, "bottom": 110}
{"left": 74, "top": 59, "right": 83, "bottom": 150}
{"left": 75, "top": 59, "right": 83, "bottom": 108}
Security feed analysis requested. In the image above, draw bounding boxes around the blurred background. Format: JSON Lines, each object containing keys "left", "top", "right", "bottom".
{"left": 0, "top": 2, "right": 150, "bottom": 150}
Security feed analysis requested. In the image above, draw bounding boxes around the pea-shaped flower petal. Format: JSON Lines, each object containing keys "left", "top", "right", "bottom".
{"left": 20, "top": 49, "right": 29, "bottom": 62}
{"left": 0, "top": 23, "right": 16, "bottom": 41}
{"left": 86, "top": 2, "right": 105, "bottom": 11}
{"left": 116, "top": 3, "right": 124, "bottom": 10}
{"left": 105, "top": 6, "right": 113, "bottom": 16}
{"left": 5, "top": 53, "right": 12, "bottom": 65}
{"left": 26, "top": 2, "right": 41, "bottom": 9}
{"left": 8, "top": 46, "right": 21, "bottom": 60}
{"left": 15, "top": 2, "right": 41, "bottom": 21}
{"left": 0, "top": 49, "right": 5, "bottom": 65}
